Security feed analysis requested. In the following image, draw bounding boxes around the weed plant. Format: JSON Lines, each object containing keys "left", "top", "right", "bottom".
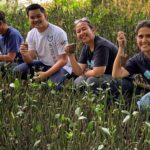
{"left": 0, "top": 0, "right": 150, "bottom": 149}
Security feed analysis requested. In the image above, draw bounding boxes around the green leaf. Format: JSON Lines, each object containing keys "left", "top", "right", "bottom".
{"left": 122, "top": 115, "right": 130, "bottom": 123}
{"left": 75, "top": 107, "right": 81, "bottom": 117}
{"left": 78, "top": 116, "right": 87, "bottom": 120}
{"left": 33, "top": 139, "right": 41, "bottom": 147}
{"left": 35, "top": 124, "right": 42, "bottom": 133}
{"left": 100, "top": 127, "right": 111, "bottom": 136}
{"left": 14, "top": 79, "right": 21, "bottom": 89}
{"left": 87, "top": 121, "right": 94, "bottom": 131}
{"left": 48, "top": 80, "right": 55, "bottom": 88}
{"left": 55, "top": 113, "right": 60, "bottom": 119}
{"left": 98, "top": 145, "right": 104, "bottom": 150}
{"left": 66, "top": 131, "right": 73, "bottom": 140}
{"left": 11, "top": 112, "right": 15, "bottom": 119}
{"left": 16, "top": 110, "right": 24, "bottom": 117}
{"left": 121, "top": 110, "right": 130, "bottom": 115}
{"left": 145, "top": 122, "right": 150, "bottom": 128}
{"left": 132, "top": 111, "right": 139, "bottom": 117}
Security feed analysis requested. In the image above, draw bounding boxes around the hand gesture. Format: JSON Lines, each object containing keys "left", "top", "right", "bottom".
{"left": 65, "top": 43, "right": 76, "bottom": 55}
{"left": 33, "top": 71, "right": 47, "bottom": 81}
{"left": 117, "top": 31, "right": 126, "bottom": 49}
{"left": 20, "top": 43, "right": 28, "bottom": 56}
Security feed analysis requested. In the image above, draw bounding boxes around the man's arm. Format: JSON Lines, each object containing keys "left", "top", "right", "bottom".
{"left": 34, "top": 54, "right": 68, "bottom": 80}
{"left": 45, "top": 54, "right": 68, "bottom": 77}
{"left": 0, "top": 52, "right": 16, "bottom": 62}
{"left": 20, "top": 43, "right": 37, "bottom": 63}
{"left": 112, "top": 31, "right": 130, "bottom": 78}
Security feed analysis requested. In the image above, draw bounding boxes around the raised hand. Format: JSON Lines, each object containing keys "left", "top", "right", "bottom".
{"left": 20, "top": 43, "right": 28, "bottom": 56}
{"left": 117, "top": 31, "right": 126, "bottom": 50}
{"left": 65, "top": 43, "right": 76, "bottom": 55}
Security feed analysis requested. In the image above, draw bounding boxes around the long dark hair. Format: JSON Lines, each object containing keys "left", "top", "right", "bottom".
{"left": 135, "top": 20, "right": 150, "bottom": 35}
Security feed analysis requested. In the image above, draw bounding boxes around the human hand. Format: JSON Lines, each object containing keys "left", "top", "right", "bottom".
{"left": 117, "top": 31, "right": 126, "bottom": 49}
{"left": 33, "top": 71, "right": 48, "bottom": 81}
{"left": 20, "top": 43, "right": 28, "bottom": 56}
{"left": 65, "top": 43, "right": 76, "bottom": 55}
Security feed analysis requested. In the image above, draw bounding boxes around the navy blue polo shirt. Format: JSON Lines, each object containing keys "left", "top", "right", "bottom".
{"left": 0, "top": 27, "right": 23, "bottom": 63}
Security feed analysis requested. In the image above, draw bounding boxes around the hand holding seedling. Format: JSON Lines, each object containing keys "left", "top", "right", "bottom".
{"left": 117, "top": 31, "right": 126, "bottom": 50}
{"left": 117, "top": 31, "right": 128, "bottom": 65}
{"left": 33, "top": 71, "right": 48, "bottom": 81}
{"left": 65, "top": 43, "right": 76, "bottom": 55}
{"left": 20, "top": 42, "right": 28, "bottom": 56}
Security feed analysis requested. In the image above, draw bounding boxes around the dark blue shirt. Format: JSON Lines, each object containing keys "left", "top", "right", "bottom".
{"left": 125, "top": 52, "right": 150, "bottom": 84}
{"left": 0, "top": 27, "right": 23, "bottom": 63}
{"left": 79, "top": 35, "right": 118, "bottom": 74}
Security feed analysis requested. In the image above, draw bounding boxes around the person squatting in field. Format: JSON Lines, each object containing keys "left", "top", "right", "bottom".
{"left": 0, "top": 11, "right": 23, "bottom": 77}
{"left": 65, "top": 17, "right": 118, "bottom": 93}
{"left": 13, "top": 4, "right": 72, "bottom": 90}
{"left": 112, "top": 20, "right": 150, "bottom": 111}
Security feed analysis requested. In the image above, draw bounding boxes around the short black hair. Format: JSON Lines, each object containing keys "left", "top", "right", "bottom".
{"left": 135, "top": 20, "right": 150, "bottom": 35}
{"left": 26, "top": 3, "right": 46, "bottom": 16}
{"left": 0, "top": 11, "right": 6, "bottom": 23}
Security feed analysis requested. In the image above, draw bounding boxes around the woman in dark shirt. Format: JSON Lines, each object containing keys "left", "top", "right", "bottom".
{"left": 65, "top": 17, "right": 117, "bottom": 91}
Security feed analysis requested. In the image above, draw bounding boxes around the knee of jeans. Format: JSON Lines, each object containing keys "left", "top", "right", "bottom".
{"left": 86, "top": 77, "right": 97, "bottom": 85}
{"left": 13, "top": 66, "right": 19, "bottom": 73}
{"left": 122, "top": 79, "right": 133, "bottom": 93}
{"left": 74, "top": 76, "right": 86, "bottom": 87}
{"left": 137, "top": 100, "right": 150, "bottom": 111}
{"left": 137, "top": 93, "right": 150, "bottom": 111}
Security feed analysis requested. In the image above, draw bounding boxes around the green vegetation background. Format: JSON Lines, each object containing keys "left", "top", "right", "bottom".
{"left": 0, "top": 0, "right": 150, "bottom": 149}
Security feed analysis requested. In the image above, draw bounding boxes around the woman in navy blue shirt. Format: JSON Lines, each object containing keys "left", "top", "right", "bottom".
{"left": 65, "top": 17, "right": 117, "bottom": 91}
{"left": 112, "top": 20, "right": 150, "bottom": 111}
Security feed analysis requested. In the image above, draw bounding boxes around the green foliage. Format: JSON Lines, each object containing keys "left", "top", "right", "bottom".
{"left": 0, "top": 75, "right": 150, "bottom": 149}
{"left": 0, "top": 0, "right": 150, "bottom": 149}
{"left": 0, "top": 0, "right": 149, "bottom": 54}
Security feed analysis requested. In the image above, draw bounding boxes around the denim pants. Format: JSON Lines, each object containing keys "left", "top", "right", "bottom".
{"left": 137, "top": 92, "right": 150, "bottom": 112}
{"left": 110, "top": 77, "right": 134, "bottom": 97}
{"left": 74, "top": 74, "right": 113, "bottom": 91}
{"left": 13, "top": 60, "right": 69, "bottom": 89}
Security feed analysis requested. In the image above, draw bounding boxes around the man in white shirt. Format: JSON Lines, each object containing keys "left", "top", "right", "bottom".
{"left": 14, "top": 4, "right": 71, "bottom": 89}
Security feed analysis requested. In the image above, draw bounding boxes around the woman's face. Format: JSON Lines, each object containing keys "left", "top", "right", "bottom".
{"left": 136, "top": 27, "right": 150, "bottom": 53}
{"left": 75, "top": 21, "right": 95, "bottom": 44}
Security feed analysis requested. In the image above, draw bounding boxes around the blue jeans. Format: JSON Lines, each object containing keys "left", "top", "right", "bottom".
{"left": 137, "top": 92, "right": 150, "bottom": 112}
{"left": 74, "top": 74, "right": 113, "bottom": 93}
{"left": 110, "top": 77, "right": 134, "bottom": 96}
{"left": 13, "top": 60, "right": 69, "bottom": 90}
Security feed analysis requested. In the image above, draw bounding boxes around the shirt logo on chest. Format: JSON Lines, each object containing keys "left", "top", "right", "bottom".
{"left": 87, "top": 60, "right": 94, "bottom": 69}
{"left": 47, "top": 35, "right": 53, "bottom": 42}
{"left": 144, "top": 70, "right": 150, "bottom": 80}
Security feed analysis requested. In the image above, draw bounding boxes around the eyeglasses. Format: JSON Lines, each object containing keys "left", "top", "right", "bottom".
{"left": 74, "top": 17, "right": 90, "bottom": 25}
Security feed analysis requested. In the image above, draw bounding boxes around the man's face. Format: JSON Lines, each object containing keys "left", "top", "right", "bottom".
{"left": 0, "top": 21, "right": 5, "bottom": 34}
{"left": 28, "top": 9, "right": 48, "bottom": 32}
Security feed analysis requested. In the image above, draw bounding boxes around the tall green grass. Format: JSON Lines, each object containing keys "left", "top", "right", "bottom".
{"left": 0, "top": 0, "right": 150, "bottom": 149}
{"left": 0, "top": 75, "right": 150, "bottom": 149}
